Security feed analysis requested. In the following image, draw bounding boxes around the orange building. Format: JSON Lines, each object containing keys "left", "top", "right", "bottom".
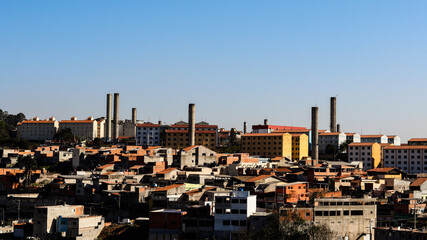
{"left": 276, "top": 182, "right": 309, "bottom": 204}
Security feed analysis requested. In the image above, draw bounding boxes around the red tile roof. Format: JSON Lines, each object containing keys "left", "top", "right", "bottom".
{"left": 349, "top": 142, "right": 376, "bottom": 146}
{"left": 171, "top": 124, "right": 218, "bottom": 128}
{"left": 360, "top": 135, "right": 385, "bottom": 138}
{"left": 157, "top": 168, "right": 177, "bottom": 174}
{"left": 367, "top": 168, "right": 396, "bottom": 173}
{"left": 245, "top": 175, "right": 274, "bottom": 183}
{"left": 243, "top": 133, "right": 289, "bottom": 137}
{"left": 183, "top": 145, "right": 199, "bottom": 151}
{"left": 410, "top": 178, "right": 427, "bottom": 187}
{"left": 319, "top": 132, "right": 343, "bottom": 136}
{"left": 137, "top": 123, "right": 160, "bottom": 127}
{"left": 153, "top": 184, "right": 184, "bottom": 192}
{"left": 384, "top": 145, "right": 427, "bottom": 150}
{"left": 166, "top": 130, "right": 216, "bottom": 134}
{"left": 408, "top": 138, "right": 427, "bottom": 142}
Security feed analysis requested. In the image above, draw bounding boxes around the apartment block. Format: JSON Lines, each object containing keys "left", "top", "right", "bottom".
{"left": 166, "top": 130, "right": 217, "bottom": 150}
{"left": 348, "top": 142, "right": 381, "bottom": 170}
{"left": 96, "top": 118, "right": 105, "bottom": 139}
{"left": 59, "top": 117, "right": 97, "bottom": 140}
{"left": 241, "top": 133, "right": 292, "bottom": 159}
{"left": 214, "top": 191, "right": 256, "bottom": 240}
{"left": 318, "top": 132, "right": 347, "bottom": 154}
{"left": 17, "top": 117, "right": 59, "bottom": 141}
{"left": 252, "top": 124, "right": 308, "bottom": 134}
{"left": 291, "top": 134, "right": 309, "bottom": 161}
{"left": 383, "top": 146, "right": 427, "bottom": 174}
{"left": 408, "top": 138, "right": 427, "bottom": 146}
{"left": 33, "top": 205, "right": 104, "bottom": 240}
{"left": 360, "top": 135, "right": 388, "bottom": 144}
{"left": 387, "top": 135, "right": 401, "bottom": 146}
{"left": 345, "top": 133, "right": 361, "bottom": 143}
{"left": 314, "top": 198, "right": 376, "bottom": 240}
{"left": 136, "top": 123, "right": 161, "bottom": 146}
{"left": 275, "top": 182, "right": 309, "bottom": 205}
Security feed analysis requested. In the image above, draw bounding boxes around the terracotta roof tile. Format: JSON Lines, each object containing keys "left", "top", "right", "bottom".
{"left": 153, "top": 184, "right": 184, "bottom": 192}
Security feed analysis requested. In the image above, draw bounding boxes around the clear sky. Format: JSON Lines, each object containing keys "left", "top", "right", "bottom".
{"left": 1, "top": 1, "right": 427, "bottom": 141}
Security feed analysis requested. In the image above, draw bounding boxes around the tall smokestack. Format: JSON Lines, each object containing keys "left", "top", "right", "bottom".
{"left": 243, "top": 122, "right": 247, "bottom": 134}
{"left": 132, "top": 108, "right": 137, "bottom": 124}
{"left": 330, "top": 97, "right": 337, "bottom": 132}
{"left": 188, "top": 103, "right": 195, "bottom": 146}
{"left": 311, "top": 107, "right": 319, "bottom": 162}
{"left": 337, "top": 124, "right": 341, "bottom": 133}
{"left": 264, "top": 119, "right": 268, "bottom": 125}
{"left": 106, "top": 94, "right": 112, "bottom": 141}
{"left": 113, "top": 93, "right": 120, "bottom": 139}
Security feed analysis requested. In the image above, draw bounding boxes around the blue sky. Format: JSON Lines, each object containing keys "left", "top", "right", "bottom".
{"left": 1, "top": 1, "right": 427, "bottom": 141}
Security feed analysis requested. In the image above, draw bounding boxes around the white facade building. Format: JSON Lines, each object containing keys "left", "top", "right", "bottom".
{"left": 360, "top": 135, "right": 388, "bottom": 144}
{"left": 318, "top": 132, "right": 347, "bottom": 154}
{"left": 17, "top": 117, "right": 59, "bottom": 141}
{"left": 59, "top": 117, "right": 97, "bottom": 140}
{"left": 214, "top": 191, "right": 256, "bottom": 239}
{"left": 345, "top": 133, "right": 361, "bottom": 143}
{"left": 136, "top": 123, "right": 161, "bottom": 146}
{"left": 387, "top": 135, "right": 401, "bottom": 146}
{"left": 383, "top": 146, "right": 427, "bottom": 174}
{"left": 96, "top": 119, "right": 105, "bottom": 139}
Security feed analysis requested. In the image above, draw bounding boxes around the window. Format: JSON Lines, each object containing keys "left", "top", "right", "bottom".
{"left": 351, "top": 210, "right": 363, "bottom": 216}
{"left": 223, "top": 220, "right": 230, "bottom": 226}
{"left": 232, "top": 220, "right": 239, "bottom": 226}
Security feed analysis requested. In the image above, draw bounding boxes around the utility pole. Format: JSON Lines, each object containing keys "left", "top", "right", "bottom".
{"left": 17, "top": 200, "right": 20, "bottom": 221}
{"left": 414, "top": 201, "right": 417, "bottom": 229}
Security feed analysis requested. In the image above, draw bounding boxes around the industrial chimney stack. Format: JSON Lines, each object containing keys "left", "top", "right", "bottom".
{"left": 132, "top": 108, "right": 137, "bottom": 124}
{"left": 337, "top": 124, "right": 341, "bottom": 133}
{"left": 188, "top": 103, "right": 195, "bottom": 146}
{"left": 113, "top": 93, "right": 120, "bottom": 139}
{"left": 330, "top": 97, "right": 337, "bottom": 132}
{"left": 243, "top": 122, "right": 247, "bottom": 134}
{"left": 106, "top": 94, "right": 112, "bottom": 141}
{"left": 264, "top": 119, "right": 268, "bottom": 125}
{"left": 311, "top": 107, "right": 319, "bottom": 162}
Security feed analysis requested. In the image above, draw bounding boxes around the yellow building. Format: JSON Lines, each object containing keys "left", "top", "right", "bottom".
{"left": 348, "top": 142, "right": 381, "bottom": 170}
{"left": 165, "top": 130, "right": 217, "bottom": 150}
{"left": 291, "top": 133, "right": 309, "bottom": 161}
{"left": 241, "top": 133, "right": 292, "bottom": 158}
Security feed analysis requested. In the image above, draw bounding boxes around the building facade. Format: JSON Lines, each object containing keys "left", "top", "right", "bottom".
{"left": 291, "top": 134, "right": 309, "bottom": 161}
{"left": 166, "top": 130, "right": 217, "bottom": 150}
{"left": 348, "top": 142, "right": 381, "bottom": 170}
{"left": 314, "top": 198, "right": 376, "bottom": 240}
{"left": 318, "top": 132, "right": 347, "bottom": 154}
{"left": 360, "top": 135, "right": 388, "bottom": 144}
{"left": 214, "top": 191, "right": 256, "bottom": 239}
{"left": 136, "top": 123, "right": 161, "bottom": 146}
{"left": 241, "top": 133, "right": 292, "bottom": 159}
{"left": 383, "top": 146, "right": 427, "bottom": 174}
{"left": 59, "top": 117, "right": 97, "bottom": 140}
{"left": 17, "top": 117, "right": 59, "bottom": 141}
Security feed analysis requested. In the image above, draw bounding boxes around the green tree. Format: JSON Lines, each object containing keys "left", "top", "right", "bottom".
{"left": 53, "top": 128, "right": 76, "bottom": 143}
{"left": 16, "top": 156, "right": 38, "bottom": 186}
